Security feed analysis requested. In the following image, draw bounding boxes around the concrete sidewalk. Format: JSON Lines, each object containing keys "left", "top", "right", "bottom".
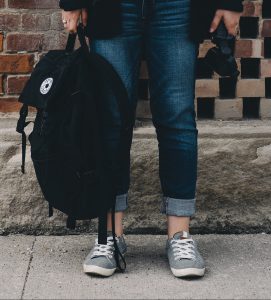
{"left": 0, "top": 234, "right": 270, "bottom": 299}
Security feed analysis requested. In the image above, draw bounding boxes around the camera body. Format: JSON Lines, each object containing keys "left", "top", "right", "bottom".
{"left": 204, "top": 22, "right": 240, "bottom": 78}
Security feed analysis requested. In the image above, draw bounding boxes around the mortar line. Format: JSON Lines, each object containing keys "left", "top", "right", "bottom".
{"left": 20, "top": 236, "right": 36, "bottom": 300}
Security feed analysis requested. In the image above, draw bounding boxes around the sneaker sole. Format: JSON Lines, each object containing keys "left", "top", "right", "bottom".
{"left": 171, "top": 267, "right": 205, "bottom": 278}
{"left": 83, "top": 265, "right": 116, "bottom": 277}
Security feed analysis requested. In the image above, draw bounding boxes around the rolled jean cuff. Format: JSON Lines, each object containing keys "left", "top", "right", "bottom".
{"left": 115, "top": 193, "right": 128, "bottom": 212}
{"left": 161, "top": 196, "right": 196, "bottom": 217}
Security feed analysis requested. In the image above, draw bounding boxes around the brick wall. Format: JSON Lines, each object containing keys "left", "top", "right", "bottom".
{"left": 0, "top": 0, "right": 271, "bottom": 120}
{"left": 0, "top": 0, "right": 66, "bottom": 112}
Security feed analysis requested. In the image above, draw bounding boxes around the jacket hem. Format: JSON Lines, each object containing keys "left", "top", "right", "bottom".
{"left": 217, "top": 0, "right": 244, "bottom": 12}
{"left": 59, "top": 0, "right": 90, "bottom": 11}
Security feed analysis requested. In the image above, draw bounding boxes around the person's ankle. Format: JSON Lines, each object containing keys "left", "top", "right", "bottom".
{"left": 107, "top": 228, "right": 124, "bottom": 237}
{"left": 167, "top": 215, "right": 190, "bottom": 239}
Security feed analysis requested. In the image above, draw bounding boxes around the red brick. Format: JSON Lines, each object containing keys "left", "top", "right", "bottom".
{"left": 215, "top": 99, "right": 243, "bottom": 120}
{"left": 0, "top": 33, "right": 3, "bottom": 51}
{"left": 235, "top": 39, "right": 262, "bottom": 58}
{"left": 242, "top": 1, "right": 262, "bottom": 17}
{"left": 50, "top": 11, "right": 64, "bottom": 31}
{"left": 22, "top": 13, "right": 50, "bottom": 31}
{"left": 0, "top": 97, "right": 21, "bottom": 112}
{"left": 42, "top": 32, "right": 67, "bottom": 51}
{"left": 0, "top": 13, "right": 21, "bottom": 31}
{"left": 235, "top": 40, "right": 253, "bottom": 57}
{"left": 0, "top": 97, "right": 36, "bottom": 112}
{"left": 196, "top": 79, "right": 219, "bottom": 97}
{"left": 8, "top": 0, "right": 59, "bottom": 9}
{"left": 0, "top": 0, "right": 5, "bottom": 8}
{"left": 260, "top": 60, "right": 271, "bottom": 77}
{"left": 0, "top": 75, "right": 3, "bottom": 94}
{"left": 7, "top": 33, "right": 43, "bottom": 52}
{"left": 236, "top": 79, "right": 265, "bottom": 97}
{"left": 0, "top": 54, "right": 34, "bottom": 73}
{"left": 7, "top": 76, "right": 30, "bottom": 94}
{"left": 260, "top": 99, "right": 271, "bottom": 119}
{"left": 262, "top": 20, "right": 271, "bottom": 37}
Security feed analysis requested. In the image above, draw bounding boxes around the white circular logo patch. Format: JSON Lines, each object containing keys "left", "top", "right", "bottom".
{"left": 40, "top": 78, "right": 53, "bottom": 95}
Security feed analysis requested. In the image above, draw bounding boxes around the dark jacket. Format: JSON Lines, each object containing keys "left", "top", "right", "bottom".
{"left": 59, "top": 0, "right": 243, "bottom": 43}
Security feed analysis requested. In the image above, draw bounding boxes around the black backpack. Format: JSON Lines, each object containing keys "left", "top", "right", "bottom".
{"left": 16, "top": 24, "right": 130, "bottom": 270}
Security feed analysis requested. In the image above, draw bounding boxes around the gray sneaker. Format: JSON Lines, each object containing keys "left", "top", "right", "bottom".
{"left": 167, "top": 231, "right": 205, "bottom": 277}
{"left": 83, "top": 233, "right": 127, "bottom": 277}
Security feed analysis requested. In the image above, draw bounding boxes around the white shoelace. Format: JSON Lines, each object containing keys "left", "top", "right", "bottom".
{"left": 171, "top": 238, "right": 196, "bottom": 260}
{"left": 91, "top": 237, "right": 115, "bottom": 259}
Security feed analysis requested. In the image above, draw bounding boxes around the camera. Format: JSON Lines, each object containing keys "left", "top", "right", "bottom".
{"left": 204, "top": 22, "right": 240, "bottom": 78}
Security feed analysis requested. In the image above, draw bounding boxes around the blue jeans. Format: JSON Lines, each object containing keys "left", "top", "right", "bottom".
{"left": 90, "top": 0, "right": 199, "bottom": 217}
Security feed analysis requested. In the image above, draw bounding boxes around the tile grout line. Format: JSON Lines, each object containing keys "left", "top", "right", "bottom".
{"left": 20, "top": 236, "right": 36, "bottom": 300}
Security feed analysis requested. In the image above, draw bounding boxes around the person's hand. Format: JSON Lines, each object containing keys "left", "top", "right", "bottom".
{"left": 210, "top": 9, "right": 242, "bottom": 36}
{"left": 62, "top": 8, "right": 88, "bottom": 33}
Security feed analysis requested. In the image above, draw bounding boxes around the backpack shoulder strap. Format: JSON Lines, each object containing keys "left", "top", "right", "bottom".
{"left": 16, "top": 104, "right": 34, "bottom": 174}
{"left": 98, "top": 213, "right": 108, "bottom": 245}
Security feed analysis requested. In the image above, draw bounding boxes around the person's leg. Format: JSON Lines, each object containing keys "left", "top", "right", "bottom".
{"left": 145, "top": 0, "right": 199, "bottom": 232}
{"left": 90, "top": 0, "right": 143, "bottom": 236}
{"left": 107, "top": 212, "right": 124, "bottom": 236}
{"left": 145, "top": 0, "right": 205, "bottom": 277}
{"left": 83, "top": 0, "right": 143, "bottom": 276}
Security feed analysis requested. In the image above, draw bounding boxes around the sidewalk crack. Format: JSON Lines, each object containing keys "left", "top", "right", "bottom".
{"left": 20, "top": 236, "right": 36, "bottom": 300}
